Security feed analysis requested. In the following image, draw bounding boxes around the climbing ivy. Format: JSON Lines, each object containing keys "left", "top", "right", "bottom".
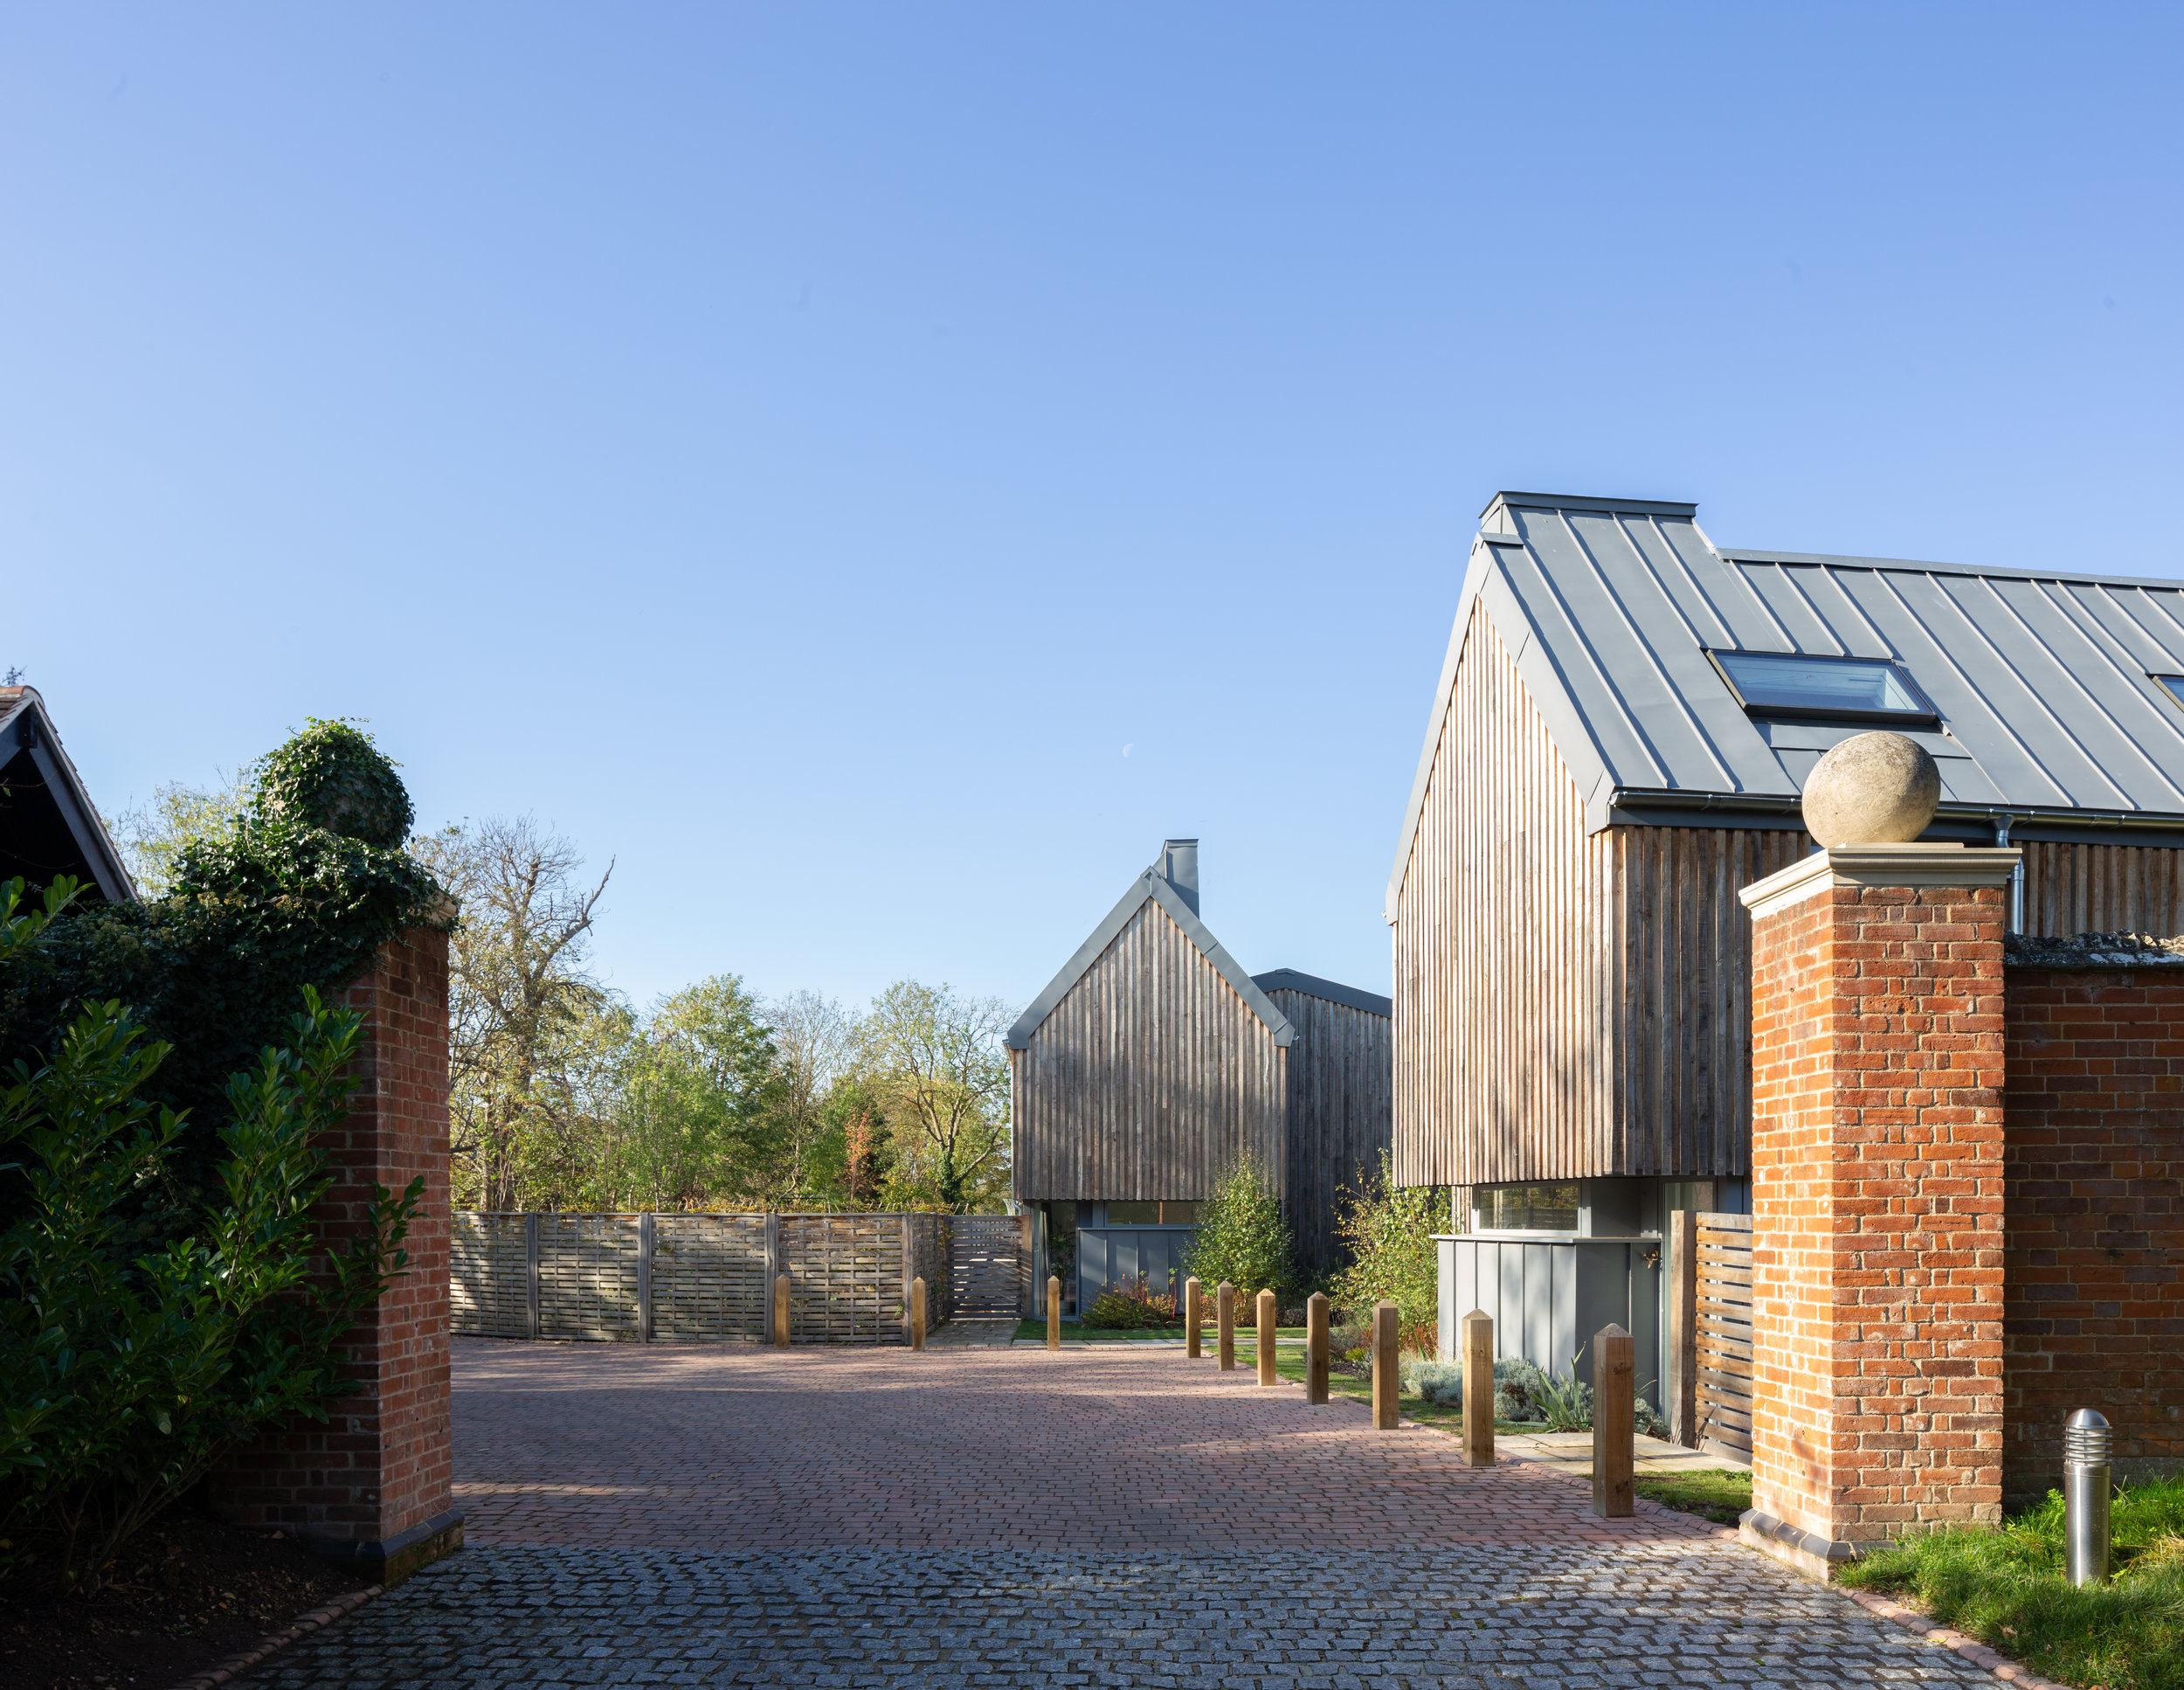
{"left": 0, "top": 720, "right": 445, "bottom": 1220}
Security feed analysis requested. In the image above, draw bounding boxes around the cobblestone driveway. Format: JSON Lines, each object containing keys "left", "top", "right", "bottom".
{"left": 235, "top": 1341, "right": 1995, "bottom": 1688}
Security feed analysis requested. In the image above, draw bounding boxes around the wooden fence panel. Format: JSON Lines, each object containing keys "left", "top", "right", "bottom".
{"left": 452, "top": 1212, "right": 531, "bottom": 1336}
{"left": 651, "top": 1213, "right": 771, "bottom": 1340}
{"left": 1694, "top": 1211, "right": 1753, "bottom": 1459}
{"left": 536, "top": 1214, "right": 644, "bottom": 1340}
{"left": 780, "top": 1214, "right": 902, "bottom": 1343}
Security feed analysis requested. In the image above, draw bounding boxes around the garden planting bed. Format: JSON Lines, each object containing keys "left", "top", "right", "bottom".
{"left": 0, "top": 1508, "right": 369, "bottom": 1690}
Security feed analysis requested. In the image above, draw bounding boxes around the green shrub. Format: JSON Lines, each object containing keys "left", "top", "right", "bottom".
{"left": 1839, "top": 1477, "right": 2184, "bottom": 1690}
{"left": 1329, "top": 1153, "right": 1439, "bottom": 1351}
{"left": 1081, "top": 1278, "right": 1179, "bottom": 1329}
{"left": 1180, "top": 1158, "right": 1297, "bottom": 1305}
{"left": 0, "top": 886, "right": 423, "bottom": 1590}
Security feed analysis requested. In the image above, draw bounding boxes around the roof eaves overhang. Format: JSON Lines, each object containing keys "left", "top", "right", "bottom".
{"left": 1007, "top": 870, "right": 1296, "bottom": 1050}
{"left": 1604, "top": 786, "right": 2184, "bottom": 848}
{"left": 0, "top": 691, "right": 137, "bottom": 904}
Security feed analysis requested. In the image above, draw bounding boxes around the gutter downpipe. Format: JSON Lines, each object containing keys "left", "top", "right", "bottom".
{"left": 1993, "top": 812, "right": 2023, "bottom": 933}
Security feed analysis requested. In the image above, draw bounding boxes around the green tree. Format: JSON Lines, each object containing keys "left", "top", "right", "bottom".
{"left": 858, "top": 981, "right": 1012, "bottom": 1211}
{"left": 105, "top": 769, "right": 255, "bottom": 897}
{"left": 1329, "top": 1151, "right": 1441, "bottom": 1336}
{"left": 613, "top": 975, "right": 782, "bottom": 1208}
{"left": 1181, "top": 1156, "right": 1298, "bottom": 1304}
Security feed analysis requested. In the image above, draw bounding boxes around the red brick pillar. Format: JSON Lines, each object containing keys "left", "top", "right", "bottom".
{"left": 1736, "top": 842, "right": 2016, "bottom": 1579}
{"left": 211, "top": 926, "right": 461, "bottom": 1584}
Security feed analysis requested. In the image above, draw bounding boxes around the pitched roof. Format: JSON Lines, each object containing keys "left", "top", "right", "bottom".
{"left": 1387, "top": 492, "right": 2184, "bottom": 918}
{"left": 1006, "top": 852, "right": 1295, "bottom": 1051}
{"left": 0, "top": 687, "right": 136, "bottom": 902}
{"left": 1251, "top": 968, "right": 1393, "bottom": 1018}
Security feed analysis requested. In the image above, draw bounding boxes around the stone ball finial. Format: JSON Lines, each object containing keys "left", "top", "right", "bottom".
{"left": 1800, "top": 731, "right": 1941, "bottom": 846}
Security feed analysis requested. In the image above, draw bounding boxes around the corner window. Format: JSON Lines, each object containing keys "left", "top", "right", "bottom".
{"left": 1709, "top": 649, "right": 1938, "bottom": 726}
{"left": 1477, "top": 1183, "right": 1579, "bottom": 1231}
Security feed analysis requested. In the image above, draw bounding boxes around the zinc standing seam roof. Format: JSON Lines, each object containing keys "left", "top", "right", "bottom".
{"left": 1387, "top": 492, "right": 2184, "bottom": 919}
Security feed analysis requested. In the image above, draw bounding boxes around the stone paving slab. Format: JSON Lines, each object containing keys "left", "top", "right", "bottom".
{"left": 449, "top": 1338, "right": 1717, "bottom": 1550}
{"left": 235, "top": 1544, "right": 1997, "bottom": 1689}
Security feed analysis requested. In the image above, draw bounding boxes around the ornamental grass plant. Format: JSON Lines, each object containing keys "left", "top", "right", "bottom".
{"left": 1838, "top": 1476, "right": 2184, "bottom": 1690}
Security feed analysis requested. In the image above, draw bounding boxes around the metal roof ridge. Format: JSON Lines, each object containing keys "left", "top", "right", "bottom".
{"left": 1482, "top": 490, "right": 1699, "bottom": 519}
{"left": 1250, "top": 968, "right": 1393, "bottom": 1017}
{"left": 1720, "top": 547, "right": 2184, "bottom": 594}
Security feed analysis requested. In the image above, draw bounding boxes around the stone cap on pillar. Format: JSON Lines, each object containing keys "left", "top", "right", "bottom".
{"left": 1738, "top": 842, "right": 2022, "bottom": 921}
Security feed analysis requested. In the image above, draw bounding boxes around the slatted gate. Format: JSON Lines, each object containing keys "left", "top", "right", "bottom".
{"left": 949, "top": 1215, "right": 1025, "bottom": 1315}
{"left": 1694, "top": 1210, "right": 1753, "bottom": 1458}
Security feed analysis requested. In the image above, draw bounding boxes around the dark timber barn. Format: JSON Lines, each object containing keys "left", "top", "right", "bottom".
{"left": 1389, "top": 488, "right": 2184, "bottom": 1387}
{"left": 1009, "top": 840, "right": 1391, "bottom": 1307}
{"left": 0, "top": 686, "right": 135, "bottom": 902}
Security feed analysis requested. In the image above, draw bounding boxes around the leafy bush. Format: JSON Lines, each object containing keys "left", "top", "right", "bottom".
{"left": 1839, "top": 1477, "right": 2184, "bottom": 1690}
{"left": 1180, "top": 1158, "right": 1297, "bottom": 1305}
{"left": 1081, "top": 1277, "right": 1179, "bottom": 1329}
{"left": 1403, "top": 1359, "right": 1465, "bottom": 1406}
{"left": 1329, "top": 1153, "right": 1439, "bottom": 1345}
{"left": 0, "top": 879, "right": 423, "bottom": 1589}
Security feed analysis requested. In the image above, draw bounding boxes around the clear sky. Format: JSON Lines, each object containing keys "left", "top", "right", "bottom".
{"left": 6, "top": 4, "right": 2181, "bottom": 1016}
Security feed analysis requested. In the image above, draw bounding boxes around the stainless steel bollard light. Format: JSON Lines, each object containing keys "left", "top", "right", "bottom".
{"left": 2063, "top": 1408, "right": 2112, "bottom": 1588}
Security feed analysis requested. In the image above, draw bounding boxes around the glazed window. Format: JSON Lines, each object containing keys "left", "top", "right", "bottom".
{"left": 2153, "top": 675, "right": 2184, "bottom": 713}
{"left": 1102, "top": 1201, "right": 1199, "bottom": 1225}
{"left": 1709, "top": 649, "right": 1938, "bottom": 725}
{"left": 1478, "top": 1184, "right": 1580, "bottom": 1231}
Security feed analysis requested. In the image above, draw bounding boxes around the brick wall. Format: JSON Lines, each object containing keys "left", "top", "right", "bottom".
{"left": 1743, "top": 853, "right": 2010, "bottom": 1567}
{"left": 2002, "top": 962, "right": 2184, "bottom": 1506}
{"left": 210, "top": 926, "right": 460, "bottom": 1583}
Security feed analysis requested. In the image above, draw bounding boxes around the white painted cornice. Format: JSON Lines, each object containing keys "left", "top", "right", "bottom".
{"left": 1738, "top": 842, "right": 2022, "bottom": 923}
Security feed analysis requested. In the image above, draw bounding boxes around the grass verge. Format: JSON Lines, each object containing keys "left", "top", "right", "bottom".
{"left": 1632, "top": 1468, "right": 1751, "bottom": 1525}
{"left": 1836, "top": 1476, "right": 2184, "bottom": 1690}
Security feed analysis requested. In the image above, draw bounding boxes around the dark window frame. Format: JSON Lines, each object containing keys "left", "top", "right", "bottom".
{"left": 1704, "top": 648, "right": 1939, "bottom": 728}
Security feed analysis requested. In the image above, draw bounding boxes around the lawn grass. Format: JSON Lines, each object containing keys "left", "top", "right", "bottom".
{"left": 1631, "top": 1468, "right": 1751, "bottom": 1526}
{"left": 1836, "top": 1476, "right": 2184, "bottom": 1690}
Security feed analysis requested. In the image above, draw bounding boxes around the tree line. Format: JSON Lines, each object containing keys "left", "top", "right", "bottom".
{"left": 114, "top": 780, "right": 1015, "bottom": 1215}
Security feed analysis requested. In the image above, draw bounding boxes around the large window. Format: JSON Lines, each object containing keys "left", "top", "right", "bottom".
{"left": 1102, "top": 1201, "right": 1200, "bottom": 1225}
{"left": 1477, "top": 1183, "right": 1579, "bottom": 1231}
{"left": 1709, "top": 649, "right": 1938, "bottom": 725}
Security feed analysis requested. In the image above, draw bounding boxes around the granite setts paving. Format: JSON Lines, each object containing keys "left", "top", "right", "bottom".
{"left": 239, "top": 1544, "right": 1995, "bottom": 1688}
{"left": 233, "top": 1340, "right": 1995, "bottom": 1687}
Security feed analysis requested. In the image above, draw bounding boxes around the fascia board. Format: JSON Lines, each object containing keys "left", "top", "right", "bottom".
{"left": 3, "top": 696, "right": 137, "bottom": 903}
{"left": 1385, "top": 539, "right": 1498, "bottom": 924}
{"left": 1481, "top": 566, "right": 1619, "bottom": 837}
{"left": 1006, "top": 871, "right": 1295, "bottom": 1049}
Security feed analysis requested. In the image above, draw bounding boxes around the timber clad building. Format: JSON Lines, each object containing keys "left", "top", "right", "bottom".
{"left": 1009, "top": 841, "right": 1392, "bottom": 1292}
{"left": 1391, "top": 489, "right": 2184, "bottom": 1241}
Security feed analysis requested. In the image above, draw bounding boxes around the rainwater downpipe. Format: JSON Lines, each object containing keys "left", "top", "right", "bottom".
{"left": 1993, "top": 813, "right": 2024, "bottom": 933}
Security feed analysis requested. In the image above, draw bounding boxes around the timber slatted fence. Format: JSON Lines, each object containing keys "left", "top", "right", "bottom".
{"left": 1694, "top": 1211, "right": 1753, "bottom": 1458}
{"left": 949, "top": 1215, "right": 1029, "bottom": 1315}
{"left": 452, "top": 1211, "right": 1000, "bottom": 1344}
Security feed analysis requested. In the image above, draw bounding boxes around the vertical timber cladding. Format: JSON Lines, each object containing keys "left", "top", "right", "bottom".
{"left": 1266, "top": 985, "right": 1392, "bottom": 1272}
{"left": 1392, "top": 599, "right": 1811, "bottom": 1185}
{"left": 1012, "top": 896, "right": 1288, "bottom": 1202}
{"left": 2019, "top": 839, "right": 2184, "bottom": 935}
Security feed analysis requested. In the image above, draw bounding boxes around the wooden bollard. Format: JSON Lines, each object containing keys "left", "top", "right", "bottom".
{"left": 1592, "top": 1321, "right": 1635, "bottom": 1518}
{"left": 773, "top": 1272, "right": 791, "bottom": 1349}
{"left": 1462, "top": 1308, "right": 1495, "bottom": 1468}
{"left": 1256, "top": 1289, "right": 1276, "bottom": 1385}
{"left": 910, "top": 1276, "right": 927, "bottom": 1350}
{"left": 1217, "top": 1281, "right": 1235, "bottom": 1372}
{"left": 1047, "top": 1275, "right": 1061, "bottom": 1350}
{"left": 1306, "top": 1292, "right": 1330, "bottom": 1404}
{"left": 1372, "top": 1300, "right": 1400, "bottom": 1430}
{"left": 1185, "top": 1277, "right": 1203, "bottom": 1359}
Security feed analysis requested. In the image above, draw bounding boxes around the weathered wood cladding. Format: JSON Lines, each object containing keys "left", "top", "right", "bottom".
{"left": 1267, "top": 985, "right": 1393, "bottom": 1274}
{"left": 1011, "top": 897, "right": 1287, "bottom": 1203}
{"left": 1393, "top": 600, "right": 1614, "bottom": 1189}
{"left": 1392, "top": 599, "right": 1807, "bottom": 1188}
{"left": 2018, "top": 839, "right": 2184, "bottom": 936}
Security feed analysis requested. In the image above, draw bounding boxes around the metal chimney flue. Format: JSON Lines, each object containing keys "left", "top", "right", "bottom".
{"left": 1160, "top": 839, "right": 1199, "bottom": 917}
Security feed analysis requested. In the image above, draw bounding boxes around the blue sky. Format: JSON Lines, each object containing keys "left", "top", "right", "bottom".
{"left": 6, "top": 4, "right": 2181, "bottom": 1015}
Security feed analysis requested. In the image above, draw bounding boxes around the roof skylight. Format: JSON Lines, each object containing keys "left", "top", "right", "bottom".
{"left": 1710, "top": 649, "right": 1938, "bottom": 725}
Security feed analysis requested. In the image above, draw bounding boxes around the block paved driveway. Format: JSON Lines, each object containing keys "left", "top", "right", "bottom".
{"left": 239, "top": 1339, "right": 1995, "bottom": 1688}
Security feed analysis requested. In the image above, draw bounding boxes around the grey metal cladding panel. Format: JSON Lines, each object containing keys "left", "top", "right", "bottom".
{"left": 1496, "top": 519, "right": 1673, "bottom": 792}
{"left": 1975, "top": 575, "right": 2184, "bottom": 811}
{"left": 1473, "top": 561, "right": 1623, "bottom": 803}
{"left": 1557, "top": 509, "right": 1787, "bottom": 796}
{"left": 2077, "top": 581, "right": 2184, "bottom": 671}
{"left": 1890, "top": 570, "right": 2142, "bottom": 809}
{"left": 1739, "top": 564, "right": 1883, "bottom": 657}
{"left": 1648, "top": 518, "right": 1802, "bottom": 655}
{"left": 1822, "top": 569, "right": 2075, "bottom": 807}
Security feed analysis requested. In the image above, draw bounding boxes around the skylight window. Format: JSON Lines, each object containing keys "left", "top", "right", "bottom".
{"left": 2153, "top": 676, "right": 2184, "bottom": 714}
{"left": 1709, "top": 649, "right": 1938, "bottom": 725}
